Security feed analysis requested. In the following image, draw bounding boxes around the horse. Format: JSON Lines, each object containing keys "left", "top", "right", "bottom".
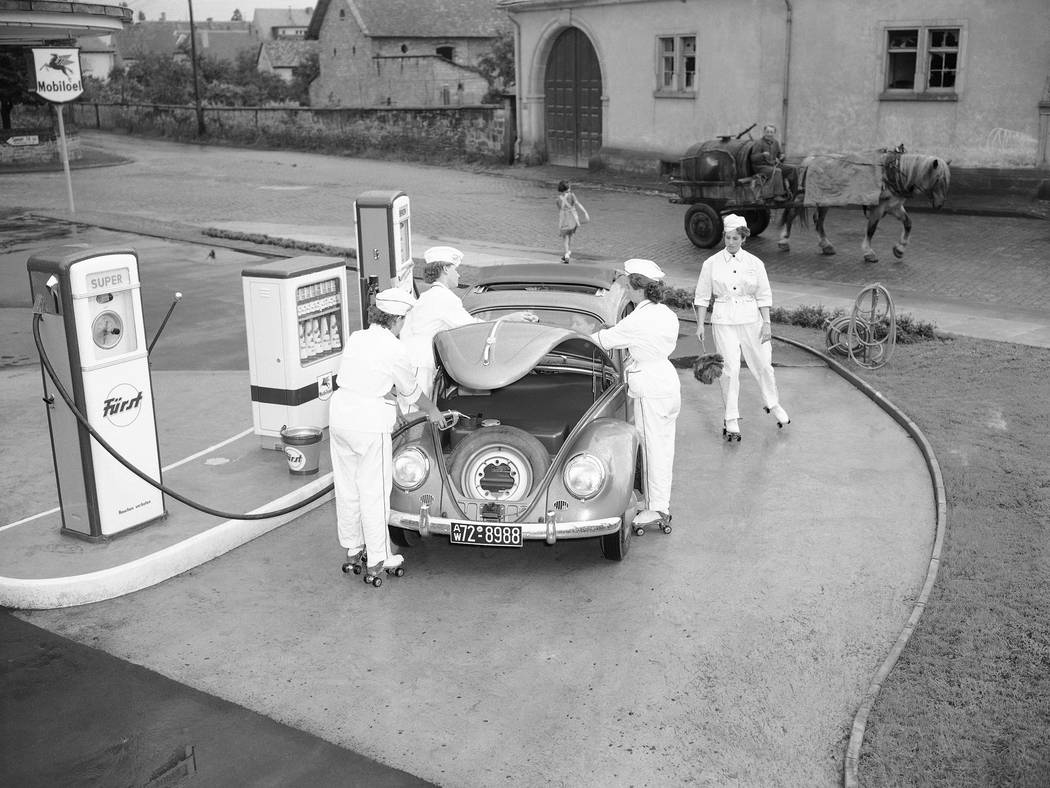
{"left": 776, "top": 151, "right": 951, "bottom": 263}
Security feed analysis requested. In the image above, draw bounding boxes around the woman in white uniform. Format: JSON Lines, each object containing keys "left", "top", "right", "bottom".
{"left": 693, "top": 214, "right": 790, "bottom": 441}
{"left": 400, "top": 246, "right": 535, "bottom": 398}
{"left": 399, "top": 246, "right": 476, "bottom": 399}
{"left": 330, "top": 288, "right": 444, "bottom": 586}
{"left": 591, "top": 259, "right": 681, "bottom": 532}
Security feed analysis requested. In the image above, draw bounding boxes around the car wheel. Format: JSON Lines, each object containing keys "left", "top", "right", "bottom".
{"left": 448, "top": 425, "right": 551, "bottom": 501}
{"left": 684, "top": 203, "right": 722, "bottom": 248}
{"left": 601, "top": 489, "right": 639, "bottom": 561}
{"left": 388, "top": 525, "right": 413, "bottom": 547}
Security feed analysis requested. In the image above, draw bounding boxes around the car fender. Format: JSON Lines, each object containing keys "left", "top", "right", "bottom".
{"left": 545, "top": 416, "right": 639, "bottom": 519}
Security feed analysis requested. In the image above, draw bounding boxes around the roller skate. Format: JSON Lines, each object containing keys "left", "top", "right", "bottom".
{"left": 633, "top": 510, "right": 672, "bottom": 536}
{"left": 341, "top": 548, "right": 366, "bottom": 575}
{"left": 764, "top": 404, "right": 791, "bottom": 428}
{"left": 363, "top": 554, "right": 405, "bottom": 588}
{"left": 723, "top": 418, "right": 742, "bottom": 442}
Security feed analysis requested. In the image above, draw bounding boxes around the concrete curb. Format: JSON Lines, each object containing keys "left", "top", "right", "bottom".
{"left": 0, "top": 474, "right": 333, "bottom": 610}
{"left": 774, "top": 336, "right": 948, "bottom": 788}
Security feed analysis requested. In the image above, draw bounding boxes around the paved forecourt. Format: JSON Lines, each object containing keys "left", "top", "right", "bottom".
{"left": 1, "top": 219, "right": 936, "bottom": 785}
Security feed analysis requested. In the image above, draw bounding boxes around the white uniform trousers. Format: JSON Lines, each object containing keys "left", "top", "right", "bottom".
{"left": 330, "top": 428, "right": 394, "bottom": 564}
{"left": 713, "top": 320, "right": 780, "bottom": 420}
{"left": 631, "top": 392, "right": 681, "bottom": 514}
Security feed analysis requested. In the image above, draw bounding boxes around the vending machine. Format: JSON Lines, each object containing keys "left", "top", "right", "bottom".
{"left": 242, "top": 255, "right": 349, "bottom": 449}
{"left": 353, "top": 190, "right": 414, "bottom": 325}
{"left": 27, "top": 246, "right": 166, "bottom": 541}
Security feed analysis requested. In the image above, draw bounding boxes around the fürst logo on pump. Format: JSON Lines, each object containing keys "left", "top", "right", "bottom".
{"left": 103, "top": 383, "right": 144, "bottom": 427}
{"left": 29, "top": 48, "right": 84, "bottom": 103}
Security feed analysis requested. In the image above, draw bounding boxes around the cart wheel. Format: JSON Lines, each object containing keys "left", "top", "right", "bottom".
{"left": 740, "top": 208, "right": 771, "bottom": 237}
{"left": 684, "top": 203, "right": 722, "bottom": 248}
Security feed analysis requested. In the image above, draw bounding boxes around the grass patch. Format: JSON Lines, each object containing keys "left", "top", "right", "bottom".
{"left": 202, "top": 228, "right": 356, "bottom": 259}
{"left": 774, "top": 324, "right": 1050, "bottom": 785}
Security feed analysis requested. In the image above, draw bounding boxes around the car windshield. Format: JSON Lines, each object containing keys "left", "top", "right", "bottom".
{"left": 471, "top": 308, "right": 603, "bottom": 335}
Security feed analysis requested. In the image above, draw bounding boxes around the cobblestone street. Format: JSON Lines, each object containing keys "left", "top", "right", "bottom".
{"left": 3, "top": 132, "right": 1047, "bottom": 313}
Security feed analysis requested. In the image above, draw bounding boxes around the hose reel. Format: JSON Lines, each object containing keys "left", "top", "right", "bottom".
{"left": 824, "top": 283, "right": 896, "bottom": 369}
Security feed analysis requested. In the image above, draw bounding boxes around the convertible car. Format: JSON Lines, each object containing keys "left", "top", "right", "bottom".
{"left": 387, "top": 263, "right": 647, "bottom": 560}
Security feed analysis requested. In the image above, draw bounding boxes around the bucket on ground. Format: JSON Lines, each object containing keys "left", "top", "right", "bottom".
{"left": 280, "top": 426, "right": 323, "bottom": 475}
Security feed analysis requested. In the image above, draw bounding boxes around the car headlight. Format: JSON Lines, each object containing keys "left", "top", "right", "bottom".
{"left": 562, "top": 453, "right": 606, "bottom": 500}
{"left": 393, "top": 447, "right": 430, "bottom": 491}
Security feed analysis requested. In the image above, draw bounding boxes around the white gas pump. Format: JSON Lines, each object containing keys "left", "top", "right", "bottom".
{"left": 353, "top": 190, "right": 414, "bottom": 326}
{"left": 27, "top": 246, "right": 166, "bottom": 541}
{"left": 242, "top": 255, "right": 349, "bottom": 449}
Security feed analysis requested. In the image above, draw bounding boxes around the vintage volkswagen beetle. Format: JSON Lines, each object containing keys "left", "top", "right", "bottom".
{"left": 387, "top": 264, "right": 644, "bottom": 560}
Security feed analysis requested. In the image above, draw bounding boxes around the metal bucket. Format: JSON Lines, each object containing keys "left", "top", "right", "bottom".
{"left": 280, "top": 425, "right": 323, "bottom": 475}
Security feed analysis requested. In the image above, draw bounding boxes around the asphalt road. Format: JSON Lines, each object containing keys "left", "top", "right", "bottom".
{"left": 2, "top": 131, "right": 1048, "bottom": 312}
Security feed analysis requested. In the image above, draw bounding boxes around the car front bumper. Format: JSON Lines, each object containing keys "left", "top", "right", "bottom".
{"left": 389, "top": 506, "right": 621, "bottom": 545}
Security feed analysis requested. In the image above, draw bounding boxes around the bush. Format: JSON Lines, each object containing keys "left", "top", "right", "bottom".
{"left": 662, "top": 286, "right": 938, "bottom": 344}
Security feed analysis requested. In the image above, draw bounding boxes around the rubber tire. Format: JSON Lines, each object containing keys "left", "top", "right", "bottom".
{"left": 740, "top": 208, "right": 771, "bottom": 237}
{"left": 448, "top": 424, "right": 550, "bottom": 500}
{"left": 684, "top": 203, "right": 722, "bottom": 248}
{"left": 601, "top": 490, "right": 639, "bottom": 561}
{"left": 388, "top": 525, "right": 413, "bottom": 547}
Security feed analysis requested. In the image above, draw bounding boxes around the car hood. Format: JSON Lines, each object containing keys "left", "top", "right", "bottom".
{"left": 434, "top": 321, "right": 614, "bottom": 390}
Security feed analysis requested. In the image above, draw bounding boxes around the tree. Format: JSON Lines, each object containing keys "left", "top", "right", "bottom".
{"left": 476, "top": 29, "right": 515, "bottom": 102}
{"left": 289, "top": 52, "right": 320, "bottom": 106}
{"left": 231, "top": 9, "right": 243, "bottom": 22}
{"left": 0, "top": 48, "right": 45, "bottom": 129}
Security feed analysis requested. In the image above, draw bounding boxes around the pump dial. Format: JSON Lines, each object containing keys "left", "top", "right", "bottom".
{"left": 92, "top": 310, "right": 124, "bottom": 349}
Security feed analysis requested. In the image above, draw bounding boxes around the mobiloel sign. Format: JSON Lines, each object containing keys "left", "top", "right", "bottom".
{"left": 29, "top": 48, "right": 83, "bottom": 103}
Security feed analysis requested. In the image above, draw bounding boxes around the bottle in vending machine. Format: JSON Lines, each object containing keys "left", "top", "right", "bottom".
{"left": 329, "top": 314, "right": 342, "bottom": 351}
{"left": 308, "top": 318, "right": 319, "bottom": 357}
{"left": 298, "top": 322, "right": 307, "bottom": 360}
{"left": 320, "top": 315, "right": 332, "bottom": 354}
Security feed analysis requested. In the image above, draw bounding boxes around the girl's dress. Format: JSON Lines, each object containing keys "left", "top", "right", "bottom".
{"left": 557, "top": 192, "right": 580, "bottom": 236}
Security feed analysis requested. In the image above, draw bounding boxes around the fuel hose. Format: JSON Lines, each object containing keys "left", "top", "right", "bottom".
{"left": 31, "top": 305, "right": 427, "bottom": 521}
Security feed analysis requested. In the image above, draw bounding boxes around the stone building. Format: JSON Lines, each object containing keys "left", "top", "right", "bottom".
{"left": 250, "top": 8, "right": 313, "bottom": 42}
{"left": 306, "top": 0, "right": 508, "bottom": 108}
{"left": 501, "top": 0, "right": 1050, "bottom": 171}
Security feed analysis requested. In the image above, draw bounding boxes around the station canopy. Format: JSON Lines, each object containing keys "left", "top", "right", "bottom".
{"left": 0, "top": 0, "right": 133, "bottom": 46}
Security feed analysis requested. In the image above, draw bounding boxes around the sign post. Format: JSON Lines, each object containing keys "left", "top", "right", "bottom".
{"left": 28, "top": 48, "right": 84, "bottom": 215}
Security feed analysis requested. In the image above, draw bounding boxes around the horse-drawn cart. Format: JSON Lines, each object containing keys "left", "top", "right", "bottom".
{"left": 669, "top": 128, "right": 791, "bottom": 248}
{"left": 670, "top": 129, "right": 951, "bottom": 262}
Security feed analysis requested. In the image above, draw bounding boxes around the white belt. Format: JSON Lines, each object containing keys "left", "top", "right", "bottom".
{"left": 714, "top": 295, "right": 756, "bottom": 303}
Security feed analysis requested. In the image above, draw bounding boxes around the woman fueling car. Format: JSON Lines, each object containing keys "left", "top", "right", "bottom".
{"left": 330, "top": 288, "right": 445, "bottom": 588}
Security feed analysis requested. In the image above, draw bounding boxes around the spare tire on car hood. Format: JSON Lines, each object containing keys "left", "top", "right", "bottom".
{"left": 434, "top": 321, "right": 614, "bottom": 390}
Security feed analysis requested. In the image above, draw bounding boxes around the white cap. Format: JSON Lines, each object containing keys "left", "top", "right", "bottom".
{"left": 623, "top": 258, "right": 666, "bottom": 281}
{"left": 423, "top": 246, "right": 463, "bottom": 267}
{"left": 374, "top": 288, "right": 415, "bottom": 316}
{"left": 723, "top": 214, "right": 748, "bottom": 232}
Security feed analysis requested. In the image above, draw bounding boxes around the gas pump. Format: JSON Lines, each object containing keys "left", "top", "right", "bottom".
{"left": 242, "top": 255, "right": 349, "bottom": 449}
{"left": 353, "top": 190, "right": 413, "bottom": 326}
{"left": 27, "top": 246, "right": 166, "bottom": 541}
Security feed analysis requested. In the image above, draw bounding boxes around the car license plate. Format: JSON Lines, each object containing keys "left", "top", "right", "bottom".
{"left": 449, "top": 522, "right": 523, "bottom": 548}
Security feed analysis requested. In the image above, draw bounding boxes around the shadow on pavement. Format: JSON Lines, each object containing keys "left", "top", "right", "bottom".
{"left": 0, "top": 610, "right": 433, "bottom": 787}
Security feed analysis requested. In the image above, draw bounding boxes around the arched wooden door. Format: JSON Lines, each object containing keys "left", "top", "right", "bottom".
{"left": 544, "top": 28, "right": 602, "bottom": 168}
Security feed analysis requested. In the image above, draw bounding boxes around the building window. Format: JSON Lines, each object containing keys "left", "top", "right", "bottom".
{"left": 436, "top": 46, "right": 454, "bottom": 61}
{"left": 656, "top": 35, "right": 696, "bottom": 96}
{"left": 884, "top": 26, "right": 961, "bottom": 98}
